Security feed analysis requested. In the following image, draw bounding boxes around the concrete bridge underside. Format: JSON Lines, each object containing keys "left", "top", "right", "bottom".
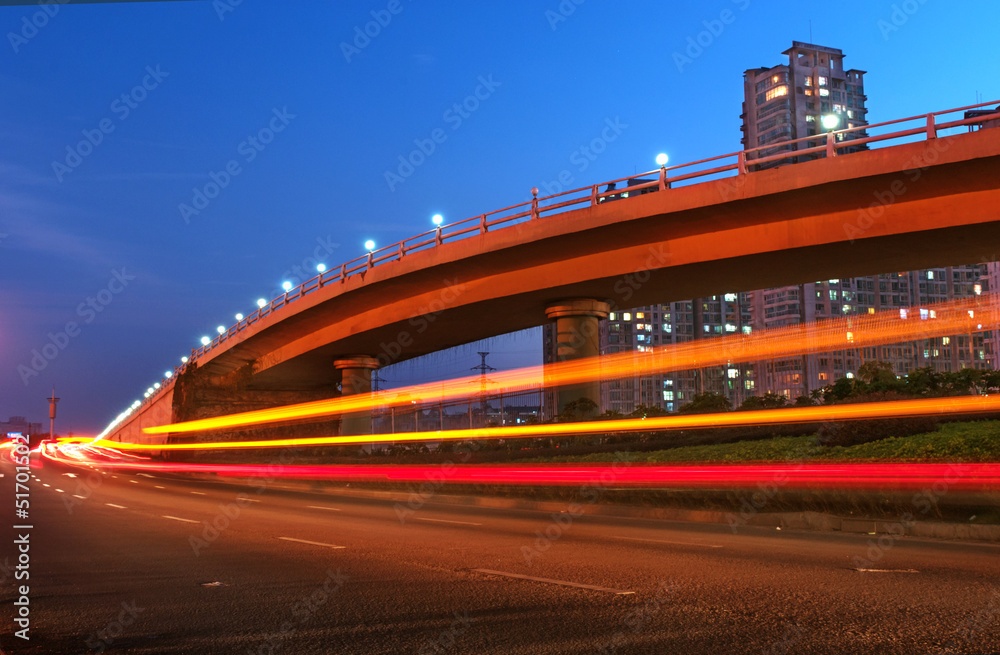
{"left": 110, "top": 128, "right": 1000, "bottom": 443}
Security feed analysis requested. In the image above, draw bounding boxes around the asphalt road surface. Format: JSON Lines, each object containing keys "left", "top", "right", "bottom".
{"left": 1, "top": 454, "right": 998, "bottom": 654}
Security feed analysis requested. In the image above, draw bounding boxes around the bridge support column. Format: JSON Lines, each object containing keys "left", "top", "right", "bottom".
{"left": 334, "top": 356, "right": 380, "bottom": 438}
{"left": 545, "top": 299, "right": 610, "bottom": 419}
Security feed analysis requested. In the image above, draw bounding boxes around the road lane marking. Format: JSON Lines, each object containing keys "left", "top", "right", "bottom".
{"left": 278, "top": 537, "right": 345, "bottom": 549}
{"left": 306, "top": 505, "right": 342, "bottom": 511}
{"left": 73, "top": 495, "right": 87, "bottom": 500}
{"left": 55, "top": 489, "right": 65, "bottom": 493}
{"left": 190, "top": 491, "right": 206, "bottom": 495}
{"left": 414, "top": 517, "right": 482, "bottom": 526}
{"left": 611, "top": 536, "right": 723, "bottom": 549}
{"left": 106, "top": 503, "right": 127, "bottom": 509}
{"left": 854, "top": 568, "right": 919, "bottom": 573}
{"left": 471, "top": 569, "right": 634, "bottom": 595}
{"left": 244, "top": 498, "right": 261, "bottom": 503}
{"left": 155, "top": 486, "right": 165, "bottom": 489}
{"left": 42, "top": 484, "right": 50, "bottom": 488}
{"left": 129, "top": 480, "right": 139, "bottom": 484}
{"left": 137, "top": 473, "right": 155, "bottom": 478}
{"left": 163, "top": 515, "right": 200, "bottom": 524}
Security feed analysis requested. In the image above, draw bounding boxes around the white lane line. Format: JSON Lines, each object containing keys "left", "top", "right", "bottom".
{"left": 854, "top": 568, "right": 919, "bottom": 573}
{"left": 244, "top": 498, "right": 261, "bottom": 503}
{"left": 42, "top": 484, "right": 50, "bottom": 488}
{"left": 106, "top": 503, "right": 127, "bottom": 509}
{"left": 278, "top": 537, "right": 345, "bottom": 549}
{"left": 137, "top": 473, "right": 155, "bottom": 478}
{"left": 306, "top": 505, "right": 342, "bottom": 511}
{"left": 129, "top": 480, "right": 139, "bottom": 484}
{"left": 472, "top": 569, "right": 634, "bottom": 595}
{"left": 190, "top": 491, "right": 206, "bottom": 495}
{"left": 414, "top": 517, "right": 482, "bottom": 526}
{"left": 611, "top": 536, "right": 723, "bottom": 549}
{"left": 55, "top": 489, "right": 65, "bottom": 493}
{"left": 162, "top": 515, "right": 200, "bottom": 524}
{"left": 73, "top": 494, "right": 87, "bottom": 500}
{"left": 155, "top": 486, "right": 165, "bottom": 489}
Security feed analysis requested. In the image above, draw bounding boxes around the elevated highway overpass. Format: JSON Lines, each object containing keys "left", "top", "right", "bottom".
{"left": 103, "top": 102, "right": 1000, "bottom": 445}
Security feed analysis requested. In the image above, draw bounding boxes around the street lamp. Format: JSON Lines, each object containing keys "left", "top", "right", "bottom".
{"left": 257, "top": 298, "right": 267, "bottom": 309}
{"left": 217, "top": 325, "right": 225, "bottom": 334}
{"left": 364, "top": 239, "right": 375, "bottom": 251}
{"left": 200, "top": 336, "right": 210, "bottom": 346}
{"left": 821, "top": 114, "right": 840, "bottom": 130}
{"left": 281, "top": 281, "right": 292, "bottom": 292}
{"left": 656, "top": 153, "right": 670, "bottom": 190}
{"left": 235, "top": 313, "right": 244, "bottom": 321}
{"left": 316, "top": 263, "right": 326, "bottom": 273}
{"left": 432, "top": 214, "right": 444, "bottom": 244}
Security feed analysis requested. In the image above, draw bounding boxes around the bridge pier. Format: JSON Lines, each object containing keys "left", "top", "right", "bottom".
{"left": 335, "top": 356, "right": 380, "bottom": 437}
{"left": 545, "top": 299, "right": 610, "bottom": 419}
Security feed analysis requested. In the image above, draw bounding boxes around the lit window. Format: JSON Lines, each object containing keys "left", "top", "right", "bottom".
{"left": 846, "top": 331, "right": 854, "bottom": 342}
{"left": 930, "top": 310, "right": 937, "bottom": 319}
{"left": 819, "top": 88, "right": 830, "bottom": 97}
{"left": 942, "top": 336, "right": 950, "bottom": 345}
{"left": 868, "top": 308, "right": 875, "bottom": 314}
{"left": 725, "top": 324, "right": 737, "bottom": 332}
{"left": 806, "top": 114, "right": 815, "bottom": 122}
{"left": 636, "top": 312, "right": 644, "bottom": 319}
{"left": 765, "top": 86, "right": 788, "bottom": 101}
{"left": 623, "top": 312, "right": 631, "bottom": 321}
{"left": 846, "top": 372, "right": 855, "bottom": 379}
{"left": 920, "top": 309, "right": 929, "bottom": 320}
{"left": 819, "top": 76, "right": 828, "bottom": 86}
{"left": 727, "top": 368, "right": 739, "bottom": 379}
{"left": 843, "top": 304, "right": 850, "bottom": 312}
{"left": 724, "top": 293, "right": 737, "bottom": 302}
{"left": 927, "top": 271, "right": 934, "bottom": 280}
{"left": 900, "top": 309, "right": 908, "bottom": 320}
{"left": 804, "top": 89, "right": 813, "bottom": 96}
{"left": 742, "top": 326, "right": 752, "bottom": 334}
{"left": 804, "top": 76, "right": 812, "bottom": 87}
{"left": 663, "top": 391, "right": 674, "bottom": 401}
{"left": 609, "top": 312, "right": 615, "bottom": 320}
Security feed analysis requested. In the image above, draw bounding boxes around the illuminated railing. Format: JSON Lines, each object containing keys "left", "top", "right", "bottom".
{"left": 104, "top": 99, "right": 1000, "bottom": 437}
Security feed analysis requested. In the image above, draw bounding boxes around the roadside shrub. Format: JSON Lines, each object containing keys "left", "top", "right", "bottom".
{"left": 816, "top": 391, "right": 939, "bottom": 447}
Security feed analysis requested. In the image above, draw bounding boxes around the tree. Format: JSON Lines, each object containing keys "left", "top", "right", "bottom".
{"left": 558, "top": 397, "right": 599, "bottom": 421}
{"left": 857, "top": 360, "right": 896, "bottom": 385}
{"left": 679, "top": 392, "right": 732, "bottom": 414}
{"left": 629, "top": 404, "right": 668, "bottom": 418}
{"left": 794, "top": 395, "right": 815, "bottom": 407}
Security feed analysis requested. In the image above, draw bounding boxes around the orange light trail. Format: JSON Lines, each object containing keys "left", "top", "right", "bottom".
{"left": 62, "top": 394, "right": 1000, "bottom": 451}
{"left": 140, "top": 295, "right": 999, "bottom": 437}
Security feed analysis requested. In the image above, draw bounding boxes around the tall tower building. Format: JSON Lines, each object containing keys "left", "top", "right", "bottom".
{"left": 741, "top": 42, "right": 869, "bottom": 169}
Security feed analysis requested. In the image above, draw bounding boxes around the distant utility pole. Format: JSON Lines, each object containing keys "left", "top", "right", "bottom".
{"left": 371, "top": 369, "right": 385, "bottom": 393}
{"left": 47, "top": 386, "right": 59, "bottom": 440}
{"left": 471, "top": 352, "right": 497, "bottom": 418}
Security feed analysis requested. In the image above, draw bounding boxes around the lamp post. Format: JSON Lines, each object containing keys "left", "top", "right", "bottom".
{"left": 47, "top": 387, "right": 59, "bottom": 440}
{"left": 432, "top": 214, "right": 443, "bottom": 245}
{"left": 656, "top": 153, "right": 669, "bottom": 190}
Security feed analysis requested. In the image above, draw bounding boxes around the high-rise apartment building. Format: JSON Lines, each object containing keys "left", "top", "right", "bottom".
{"left": 540, "top": 42, "right": 997, "bottom": 416}
{"left": 741, "top": 42, "right": 869, "bottom": 169}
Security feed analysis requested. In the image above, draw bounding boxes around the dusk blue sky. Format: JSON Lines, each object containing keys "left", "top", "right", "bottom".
{"left": 3, "top": 0, "right": 999, "bottom": 434}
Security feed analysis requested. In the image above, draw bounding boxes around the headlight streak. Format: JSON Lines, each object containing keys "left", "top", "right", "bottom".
{"left": 133, "top": 294, "right": 1000, "bottom": 438}
{"left": 62, "top": 394, "right": 1000, "bottom": 451}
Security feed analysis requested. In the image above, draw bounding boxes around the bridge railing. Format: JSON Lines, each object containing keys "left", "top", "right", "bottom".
{"left": 105, "top": 100, "right": 999, "bottom": 437}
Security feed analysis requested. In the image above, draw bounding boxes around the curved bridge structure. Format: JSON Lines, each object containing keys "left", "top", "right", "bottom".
{"left": 103, "top": 103, "right": 1000, "bottom": 445}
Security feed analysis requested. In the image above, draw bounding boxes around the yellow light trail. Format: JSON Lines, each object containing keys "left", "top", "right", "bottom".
{"left": 141, "top": 294, "right": 998, "bottom": 436}
{"left": 67, "top": 394, "right": 1000, "bottom": 451}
